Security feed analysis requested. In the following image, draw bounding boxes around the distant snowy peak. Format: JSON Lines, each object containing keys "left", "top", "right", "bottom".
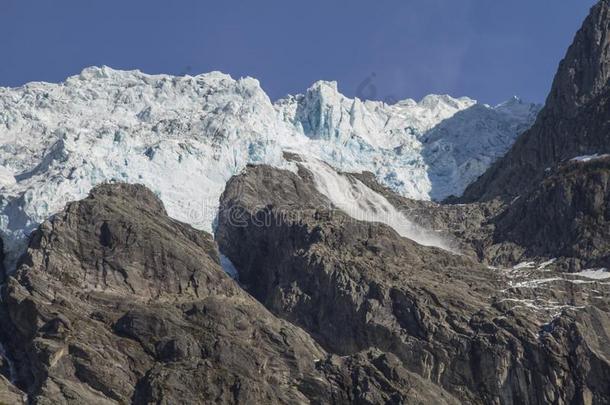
{"left": 0, "top": 66, "right": 540, "bottom": 269}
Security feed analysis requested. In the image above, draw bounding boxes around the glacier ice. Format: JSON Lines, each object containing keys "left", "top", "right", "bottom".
{"left": 0, "top": 66, "right": 540, "bottom": 268}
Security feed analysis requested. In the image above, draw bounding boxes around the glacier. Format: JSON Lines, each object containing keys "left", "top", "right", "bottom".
{"left": 0, "top": 66, "right": 540, "bottom": 268}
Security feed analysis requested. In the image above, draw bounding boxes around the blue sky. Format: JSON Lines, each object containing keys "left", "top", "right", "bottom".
{"left": 0, "top": 0, "right": 597, "bottom": 104}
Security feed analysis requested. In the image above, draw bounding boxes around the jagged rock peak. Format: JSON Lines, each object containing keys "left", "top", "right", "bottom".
{"left": 86, "top": 182, "right": 167, "bottom": 216}
{"left": 547, "top": 0, "right": 610, "bottom": 116}
{"left": 460, "top": 0, "right": 610, "bottom": 202}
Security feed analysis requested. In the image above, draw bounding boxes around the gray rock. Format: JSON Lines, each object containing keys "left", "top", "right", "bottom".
{"left": 0, "top": 183, "right": 453, "bottom": 404}
{"left": 493, "top": 157, "right": 610, "bottom": 269}
{"left": 217, "top": 163, "right": 610, "bottom": 404}
{"left": 462, "top": 0, "right": 610, "bottom": 202}
{"left": 0, "top": 374, "right": 25, "bottom": 404}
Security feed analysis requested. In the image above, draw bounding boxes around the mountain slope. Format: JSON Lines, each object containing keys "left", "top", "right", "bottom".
{"left": 216, "top": 162, "right": 610, "bottom": 404}
{"left": 0, "top": 183, "right": 460, "bottom": 404}
{"left": 461, "top": 0, "right": 610, "bottom": 202}
{"left": 493, "top": 155, "right": 610, "bottom": 268}
{"left": 454, "top": 0, "right": 610, "bottom": 270}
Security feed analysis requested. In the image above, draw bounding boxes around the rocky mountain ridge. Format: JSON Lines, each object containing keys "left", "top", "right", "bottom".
{"left": 461, "top": 0, "right": 610, "bottom": 202}
{"left": 1, "top": 183, "right": 464, "bottom": 404}
{"left": 215, "top": 161, "right": 610, "bottom": 404}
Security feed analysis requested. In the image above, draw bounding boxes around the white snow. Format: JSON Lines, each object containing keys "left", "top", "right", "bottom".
{"left": 512, "top": 261, "right": 536, "bottom": 270}
{"left": 537, "top": 258, "right": 557, "bottom": 271}
{"left": 508, "top": 273, "right": 610, "bottom": 289}
{"left": 0, "top": 167, "right": 15, "bottom": 187}
{"left": 574, "top": 268, "right": 610, "bottom": 280}
{"left": 571, "top": 154, "right": 610, "bottom": 163}
{"left": 0, "top": 66, "right": 539, "bottom": 268}
{"left": 498, "top": 297, "right": 584, "bottom": 316}
{"left": 299, "top": 157, "right": 453, "bottom": 251}
{"left": 277, "top": 82, "right": 539, "bottom": 200}
{"left": 510, "top": 278, "right": 565, "bottom": 288}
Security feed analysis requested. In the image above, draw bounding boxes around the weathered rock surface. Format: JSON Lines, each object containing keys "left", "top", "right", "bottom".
{"left": 217, "top": 163, "right": 610, "bottom": 405}
{"left": 0, "top": 374, "right": 25, "bottom": 404}
{"left": 493, "top": 156, "right": 610, "bottom": 270}
{"left": 0, "top": 183, "right": 457, "bottom": 404}
{"left": 438, "top": 0, "right": 610, "bottom": 273}
{"left": 462, "top": 0, "right": 610, "bottom": 202}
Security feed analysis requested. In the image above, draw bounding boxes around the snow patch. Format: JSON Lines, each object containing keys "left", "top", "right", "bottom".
{"left": 571, "top": 154, "right": 610, "bottom": 163}
{"left": 510, "top": 278, "right": 564, "bottom": 288}
{"left": 537, "top": 258, "right": 557, "bottom": 271}
{"left": 574, "top": 268, "right": 610, "bottom": 280}
{"left": 498, "top": 298, "right": 584, "bottom": 316}
{"left": 0, "top": 167, "right": 15, "bottom": 187}
{"left": 513, "top": 261, "right": 536, "bottom": 270}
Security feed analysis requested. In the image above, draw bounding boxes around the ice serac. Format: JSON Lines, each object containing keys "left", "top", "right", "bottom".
{"left": 0, "top": 66, "right": 538, "bottom": 268}
{"left": 276, "top": 80, "right": 476, "bottom": 148}
{"left": 462, "top": 0, "right": 610, "bottom": 202}
{"left": 277, "top": 82, "right": 540, "bottom": 200}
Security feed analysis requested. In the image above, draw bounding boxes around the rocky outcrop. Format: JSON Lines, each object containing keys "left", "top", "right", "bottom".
{"left": 0, "top": 183, "right": 453, "bottom": 404}
{"left": 0, "top": 168, "right": 605, "bottom": 404}
{"left": 0, "top": 374, "right": 25, "bottom": 404}
{"left": 493, "top": 156, "right": 610, "bottom": 269}
{"left": 462, "top": 0, "right": 610, "bottom": 202}
{"left": 450, "top": 0, "right": 610, "bottom": 271}
{"left": 217, "top": 163, "right": 610, "bottom": 405}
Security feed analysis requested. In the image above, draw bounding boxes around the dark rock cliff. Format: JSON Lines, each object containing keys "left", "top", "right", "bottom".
{"left": 0, "top": 183, "right": 451, "bottom": 404}
{"left": 217, "top": 164, "right": 610, "bottom": 405}
{"left": 461, "top": 0, "right": 610, "bottom": 202}
{"left": 493, "top": 157, "right": 610, "bottom": 269}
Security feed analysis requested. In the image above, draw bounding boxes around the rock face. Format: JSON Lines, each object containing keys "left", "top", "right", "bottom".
{"left": 0, "top": 169, "right": 607, "bottom": 404}
{"left": 0, "top": 375, "right": 25, "bottom": 404}
{"left": 0, "top": 183, "right": 459, "bottom": 404}
{"left": 217, "top": 163, "right": 610, "bottom": 405}
{"left": 493, "top": 156, "right": 610, "bottom": 269}
{"left": 462, "top": 0, "right": 610, "bottom": 202}
{"left": 453, "top": 0, "right": 610, "bottom": 271}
